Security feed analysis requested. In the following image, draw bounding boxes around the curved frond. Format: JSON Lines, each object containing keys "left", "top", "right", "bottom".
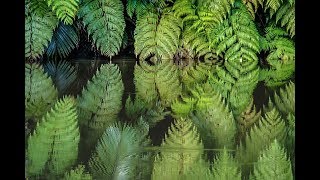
{"left": 46, "top": 22, "right": 80, "bottom": 58}
{"left": 274, "top": 81, "right": 295, "bottom": 116}
{"left": 27, "top": 96, "right": 79, "bottom": 176}
{"left": 212, "top": 148, "right": 241, "bottom": 180}
{"left": 151, "top": 117, "right": 204, "bottom": 179}
{"left": 46, "top": 0, "right": 80, "bottom": 24}
{"left": 77, "top": 63, "right": 124, "bottom": 153}
{"left": 250, "top": 139, "right": 293, "bottom": 180}
{"left": 134, "top": 6, "right": 182, "bottom": 61}
{"left": 25, "top": 0, "right": 58, "bottom": 60}
{"left": 275, "top": 0, "right": 295, "bottom": 37}
{"left": 88, "top": 123, "right": 149, "bottom": 179}
{"left": 78, "top": 0, "right": 125, "bottom": 57}
{"left": 25, "top": 63, "right": 58, "bottom": 121}
{"left": 236, "top": 107, "right": 287, "bottom": 178}
{"left": 43, "top": 60, "right": 77, "bottom": 96}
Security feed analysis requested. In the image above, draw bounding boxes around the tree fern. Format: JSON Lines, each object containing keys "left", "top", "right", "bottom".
{"left": 126, "top": 0, "right": 148, "bottom": 18}
{"left": 236, "top": 98, "right": 261, "bottom": 141}
{"left": 250, "top": 139, "right": 293, "bottom": 180}
{"left": 78, "top": 0, "right": 125, "bottom": 57}
{"left": 46, "top": 0, "right": 80, "bottom": 24}
{"left": 27, "top": 96, "right": 80, "bottom": 177}
{"left": 211, "top": 148, "right": 241, "bottom": 180}
{"left": 88, "top": 123, "right": 149, "bottom": 179}
{"left": 264, "top": 0, "right": 284, "bottom": 17}
{"left": 208, "top": 1, "right": 261, "bottom": 117}
{"left": 63, "top": 165, "right": 92, "bottom": 180}
{"left": 151, "top": 117, "right": 204, "bottom": 179}
{"left": 134, "top": 60, "right": 181, "bottom": 107}
{"left": 134, "top": 6, "right": 182, "bottom": 61}
{"left": 274, "top": 81, "right": 295, "bottom": 116}
{"left": 191, "top": 84, "right": 237, "bottom": 149}
{"left": 275, "top": 0, "right": 295, "bottom": 37}
{"left": 260, "top": 24, "right": 295, "bottom": 87}
{"left": 77, "top": 63, "right": 124, "bottom": 157}
{"left": 236, "top": 107, "right": 287, "bottom": 178}
{"left": 43, "top": 60, "right": 77, "bottom": 96}
{"left": 25, "top": 63, "right": 58, "bottom": 121}
{"left": 46, "top": 22, "right": 80, "bottom": 59}
{"left": 25, "top": 0, "right": 58, "bottom": 60}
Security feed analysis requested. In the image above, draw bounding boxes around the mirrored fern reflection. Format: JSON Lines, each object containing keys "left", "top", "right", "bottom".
{"left": 25, "top": 0, "right": 294, "bottom": 179}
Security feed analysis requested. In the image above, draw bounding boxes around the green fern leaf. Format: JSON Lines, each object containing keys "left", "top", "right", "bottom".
{"left": 25, "top": 0, "right": 58, "bottom": 60}
{"left": 151, "top": 117, "right": 204, "bottom": 179}
{"left": 78, "top": 0, "right": 125, "bottom": 57}
{"left": 236, "top": 98, "right": 261, "bottom": 141}
{"left": 236, "top": 107, "right": 287, "bottom": 178}
{"left": 134, "top": 61, "right": 158, "bottom": 106}
{"left": 189, "top": 84, "right": 237, "bottom": 149}
{"left": 64, "top": 165, "right": 92, "bottom": 180}
{"left": 27, "top": 96, "right": 80, "bottom": 176}
{"left": 46, "top": 0, "right": 79, "bottom": 25}
{"left": 25, "top": 63, "right": 58, "bottom": 121}
{"left": 250, "top": 139, "right": 293, "bottom": 180}
{"left": 212, "top": 148, "right": 241, "bottom": 180}
{"left": 44, "top": 60, "right": 77, "bottom": 96}
{"left": 155, "top": 60, "right": 182, "bottom": 106}
{"left": 264, "top": 0, "right": 284, "bottom": 16}
{"left": 274, "top": 81, "right": 295, "bottom": 116}
{"left": 77, "top": 63, "right": 124, "bottom": 154}
{"left": 135, "top": 6, "right": 182, "bottom": 61}
{"left": 46, "top": 22, "right": 80, "bottom": 58}
{"left": 275, "top": 1, "right": 295, "bottom": 37}
{"left": 88, "top": 123, "right": 148, "bottom": 179}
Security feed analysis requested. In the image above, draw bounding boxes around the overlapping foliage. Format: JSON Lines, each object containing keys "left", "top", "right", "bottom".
{"left": 25, "top": 63, "right": 58, "bottom": 121}
{"left": 27, "top": 96, "right": 80, "bottom": 177}
{"left": 78, "top": 0, "right": 125, "bottom": 57}
{"left": 250, "top": 139, "right": 293, "bottom": 180}
{"left": 151, "top": 117, "right": 205, "bottom": 179}
{"left": 25, "top": 0, "right": 59, "bottom": 60}
{"left": 88, "top": 123, "right": 149, "bottom": 179}
{"left": 77, "top": 63, "right": 124, "bottom": 154}
{"left": 134, "top": 59, "right": 181, "bottom": 107}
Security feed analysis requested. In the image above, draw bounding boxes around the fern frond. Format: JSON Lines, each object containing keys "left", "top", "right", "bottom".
{"left": 236, "top": 107, "right": 287, "bottom": 178}
{"left": 78, "top": 0, "right": 125, "bottom": 57}
{"left": 135, "top": 6, "right": 182, "bottom": 60}
{"left": 155, "top": 60, "right": 182, "bottom": 106}
{"left": 190, "top": 84, "right": 237, "bottom": 149}
{"left": 242, "top": 0, "right": 263, "bottom": 18}
{"left": 25, "top": 0, "right": 58, "bottom": 60}
{"left": 27, "top": 96, "right": 79, "bottom": 176}
{"left": 212, "top": 148, "right": 241, "bottom": 180}
{"left": 63, "top": 165, "right": 92, "bottom": 180}
{"left": 250, "top": 139, "right": 293, "bottom": 180}
{"left": 89, "top": 123, "right": 148, "bottom": 179}
{"left": 134, "top": 61, "right": 158, "bottom": 106}
{"left": 275, "top": 0, "right": 295, "bottom": 37}
{"left": 25, "top": 63, "right": 58, "bottom": 121}
{"left": 46, "top": 22, "right": 79, "bottom": 58}
{"left": 125, "top": 95, "right": 169, "bottom": 127}
{"left": 180, "top": 60, "right": 214, "bottom": 89}
{"left": 172, "top": 0, "right": 196, "bottom": 20}
{"left": 77, "top": 63, "right": 124, "bottom": 154}
{"left": 43, "top": 60, "right": 77, "bottom": 96}
{"left": 274, "top": 81, "right": 295, "bottom": 116}
{"left": 264, "top": 0, "right": 284, "bottom": 16}
{"left": 151, "top": 117, "right": 204, "bottom": 179}
{"left": 261, "top": 24, "right": 295, "bottom": 87}
{"left": 46, "top": 0, "right": 79, "bottom": 24}
{"left": 236, "top": 98, "right": 261, "bottom": 140}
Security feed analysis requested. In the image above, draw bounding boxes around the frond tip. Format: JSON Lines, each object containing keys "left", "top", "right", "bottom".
{"left": 46, "top": 0, "right": 80, "bottom": 25}
{"left": 250, "top": 139, "right": 293, "bottom": 180}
